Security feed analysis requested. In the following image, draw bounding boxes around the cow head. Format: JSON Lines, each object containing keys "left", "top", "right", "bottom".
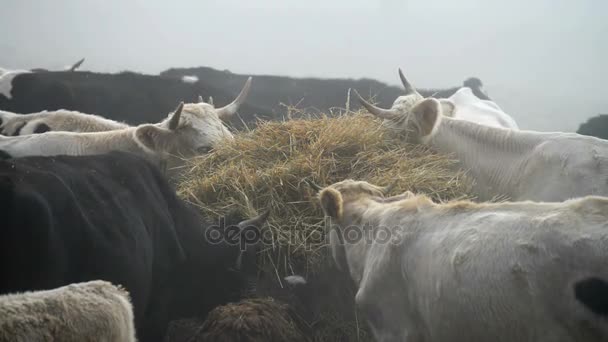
{"left": 317, "top": 179, "right": 418, "bottom": 342}
{"left": 354, "top": 69, "right": 452, "bottom": 143}
{"left": 313, "top": 179, "right": 410, "bottom": 282}
{"left": 134, "top": 77, "right": 252, "bottom": 157}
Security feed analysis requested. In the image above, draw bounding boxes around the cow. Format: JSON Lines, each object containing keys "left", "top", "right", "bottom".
{"left": 577, "top": 114, "right": 608, "bottom": 140}
{"left": 356, "top": 69, "right": 517, "bottom": 130}
{"left": 0, "top": 77, "right": 252, "bottom": 140}
{"left": 316, "top": 179, "right": 608, "bottom": 342}
{"left": 0, "top": 280, "right": 136, "bottom": 342}
{"left": 0, "top": 69, "right": 269, "bottom": 127}
{"left": 0, "top": 77, "right": 253, "bottom": 174}
{"left": 161, "top": 66, "right": 492, "bottom": 120}
{"left": 353, "top": 69, "right": 608, "bottom": 202}
{"left": 0, "top": 59, "right": 86, "bottom": 98}
{"left": 0, "top": 109, "right": 129, "bottom": 135}
{"left": 0, "top": 151, "right": 268, "bottom": 342}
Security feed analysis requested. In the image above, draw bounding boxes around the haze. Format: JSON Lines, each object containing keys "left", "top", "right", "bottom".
{"left": 2, "top": 0, "right": 606, "bottom": 131}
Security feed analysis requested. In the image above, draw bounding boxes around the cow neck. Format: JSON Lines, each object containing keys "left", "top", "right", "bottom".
{"left": 82, "top": 128, "right": 143, "bottom": 154}
{"left": 427, "top": 117, "right": 545, "bottom": 201}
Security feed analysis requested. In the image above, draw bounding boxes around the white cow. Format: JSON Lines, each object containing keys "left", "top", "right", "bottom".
{"left": 317, "top": 179, "right": 608, "bottom": 342}
{"left": 445, "top": 87, "right": 519, "bottom": 129}
{"left": 354, "top": 70, "right": 608, "bottom": 201}
{"left": 0, "top": 280, "right": 136, "bottom": 342}
{"left": 0, "top": 110, "right": 129, "bottom": 135}
{"left": 0, "top": 77, "right": 252, "bottom": 137}
{"left": 360, "top": 69, "right": 518, "bottom": 130}
{"left": 0, "top": 78, "right": 253, "bottom": 167}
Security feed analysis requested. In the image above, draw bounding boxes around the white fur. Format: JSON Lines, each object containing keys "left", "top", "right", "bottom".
{"left": 0, "top": 103, "right": 234, "bottom": 163}
{"left": 321, "top": 180, "right": 608, "bottom": 342}
{"left": 444, "top": 87, "right": 519, "bottom": 129}
{"left": 0, "top": 280, "right": 136, "bottom": 342}
{"left": 0, "top": 109, "right": 129, "bottom": 135}
{"left": 370, "top": 97, "right": 608, "bottom": 201}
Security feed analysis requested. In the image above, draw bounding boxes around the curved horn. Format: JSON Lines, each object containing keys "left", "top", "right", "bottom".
{"left": 168, "top": 102, "right": 184, "bottom": 130}
{"left": 238, "top": 209, "right": 270, "bottom": 230}
{"left": 305, "top": 178, "right": 324, "bottom": 192}
{"left": 398, "top": 68, "right": 418, "bottom": 95}
{"left": 197, "top": 95, "right": 204, "bottom": 103}
{"left": 216, "top": 77, "right": 252, "bottom": 120}
{"left": 352, "top": 88, "right": 400, "bottom": 120}
{"left": 68, "top": 58, "right": 85, "bottom": 72}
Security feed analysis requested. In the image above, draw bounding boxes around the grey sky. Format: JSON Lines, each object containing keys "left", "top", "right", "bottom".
{"left": 2, "top": 0, "right": 606, "bottom": 131}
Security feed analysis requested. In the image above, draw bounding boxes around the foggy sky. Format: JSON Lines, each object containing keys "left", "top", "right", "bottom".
{"left": 1, "top": 0, "right": 606, "bottom": 131}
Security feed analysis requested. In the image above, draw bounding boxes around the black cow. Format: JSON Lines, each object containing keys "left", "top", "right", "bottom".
{"left": 161, "top": 66, "right": 491, "bottom": 118}
{"left": 577, "top": 114, "right": 608, "bottom": 140}
{"left": 0, "top": 70, "right": 270, "bottom": 127}
{"left": 0, "top": 151, "right": 266, "bottom": 342}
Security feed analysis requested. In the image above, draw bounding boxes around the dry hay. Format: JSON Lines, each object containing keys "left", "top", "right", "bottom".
{"left": 177, "top": 111, "right": 472, "bottom": 341}
{"left": 164, "top": 298, "right": 305, "bottom": 342}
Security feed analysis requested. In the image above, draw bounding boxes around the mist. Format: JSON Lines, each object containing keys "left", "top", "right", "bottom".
{"left": 2, "top": 0, "right": 606, "bottom": 131}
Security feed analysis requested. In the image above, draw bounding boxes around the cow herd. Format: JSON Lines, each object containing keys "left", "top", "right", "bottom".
{"left": 0, "top": 64, "right": 607, "bottom": 342}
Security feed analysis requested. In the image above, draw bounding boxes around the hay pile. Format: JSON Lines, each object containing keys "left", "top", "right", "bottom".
{"left": 164, "top": 298, "right": 305, "bottom": 342}
{"left": 177, "top": 112, "right": 472, "bottom": 341}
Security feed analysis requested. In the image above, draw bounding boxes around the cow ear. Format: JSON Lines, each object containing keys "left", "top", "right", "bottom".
{"left": 438, "top": 99, "right": 455, "bottom": 117}
{"left": 134, "top": 125, "right": 170, "bottom": 152}
{"left": 319, "top": 188, "right": 343, "bottom": 220}
{"left": 412, "top": 98, "right": 441, "bottom": 137}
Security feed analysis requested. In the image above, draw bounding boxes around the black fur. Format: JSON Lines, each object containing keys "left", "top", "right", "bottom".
{"left": 33, "top": 123, "right": 50, "bottom": 134}
{"left": 574, "top": 277, "right": 608, "bottom": 316}
{"left": 0, "top": 152, "right": 258, "bottom": 341}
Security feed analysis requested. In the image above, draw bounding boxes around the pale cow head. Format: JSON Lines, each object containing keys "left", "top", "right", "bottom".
{"left": 313, "top": 179, "right": 412, "bottom": 282}
{"left": 353, "top": 69, "right": 454, "bottom": 142}
{"left": 316, "top": 179, "right": 419, "bottom": 341}
{"left": 134, "top": 77, "right": 252, "bottom": 157}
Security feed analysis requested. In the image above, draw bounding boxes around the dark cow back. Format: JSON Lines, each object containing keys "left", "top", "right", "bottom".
{"left": 0, "top": 151, "right": 253, "bottom": 342}
{"left": 161, "top": 66, "right": 491, "bottom": 118}
{"left": 0, "top": 71, "right": 270, "bottom": 126}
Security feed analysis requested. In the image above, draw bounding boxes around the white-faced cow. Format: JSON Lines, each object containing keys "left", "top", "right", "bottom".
{"left": 356, "top": 69, "right": 518, "bottom": 130}
{"left": 0, "top": 77, "right": 252, "bottom": 139}
{"left": 0, "top": 78, "right": 252, "bottom": 169}
{"left": 0, "top": 67, "right": 268, "bottom": 127}
{"left": 354, "top": 69, "right": 608, "bottom": 201}
{"left": 317, "top": 179, "right": 608, "bottom": 342}
{"left": 0, "top": 280, "right": 136, "bottom": 342}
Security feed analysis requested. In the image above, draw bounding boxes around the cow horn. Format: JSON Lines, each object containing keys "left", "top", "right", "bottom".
{"left": 238, "top": 209, "right": 270, "bottom": 230}
{"left": 168, "top": 102, "right": 184, "bottom": 130}
{"left": 68, "top": 58, "right": 85, "bottom": 72}
{"left": 305, "top": 178, "right": 324, "bottom": 192}
{"left": 216, "top": 77, "right": 252, "bottom": 120}
{"left": 398, "top": 68, "right": 419, "bottom": 95}
{"left": 352, "top": 88, "right": 400, "bottom": 120}
{"left": 197, "top": 95, "right": 204, "bottom": 103}
{"left": 208, "top": 96, "right": 214, "bottom": 106}
{"left": 381, "top": 180, "right": 398, "bottom": 195}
